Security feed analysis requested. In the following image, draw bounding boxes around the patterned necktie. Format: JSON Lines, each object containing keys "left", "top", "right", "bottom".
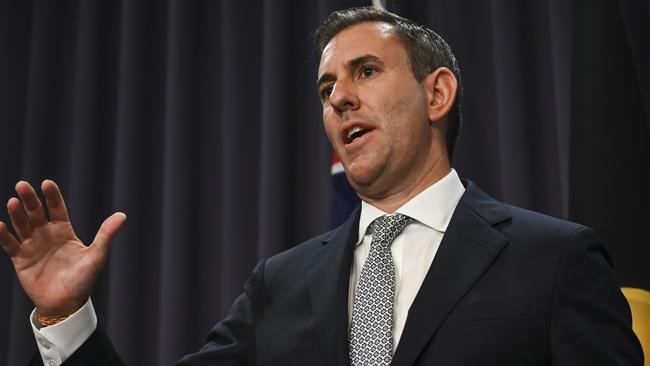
{"left": 349, "top": 213, "right": 414, "bottom": 366}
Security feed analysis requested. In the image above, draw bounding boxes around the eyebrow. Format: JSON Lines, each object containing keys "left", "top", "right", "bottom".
{"left": 316, "top": 54, "right": 383, "bottom": 91}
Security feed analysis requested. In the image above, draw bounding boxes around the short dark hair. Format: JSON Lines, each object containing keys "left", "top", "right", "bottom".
{"left": 314, "top": 6, "right": 464, "bottom": 159}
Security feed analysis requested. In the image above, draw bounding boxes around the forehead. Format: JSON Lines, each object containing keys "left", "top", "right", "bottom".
{"left": 318, "top": 22, "right": 406, "bottom": 76}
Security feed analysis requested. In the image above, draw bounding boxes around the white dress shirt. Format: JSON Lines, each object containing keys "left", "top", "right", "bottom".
{"left": 31, "top": 169, "right": 464, "bottom": 364}
{"left": 31, "top": 298, "right": 97, "bottom": 366}
{"left": 348, "top": 168, "right": 465, "bottom": 352}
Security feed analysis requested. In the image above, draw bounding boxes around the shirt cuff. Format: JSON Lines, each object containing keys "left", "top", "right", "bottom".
{"left": 30, "top": 298, "right": 97, "bottom": 366}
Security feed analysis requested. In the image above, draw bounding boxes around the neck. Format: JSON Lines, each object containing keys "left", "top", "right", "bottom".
{"left": 358, "top": 155, "right": 451, "bottom": 213}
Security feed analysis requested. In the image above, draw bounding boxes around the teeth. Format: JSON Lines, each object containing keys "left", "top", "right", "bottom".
{"left": 347, "top": 126, "right": 366, "bottom": 141}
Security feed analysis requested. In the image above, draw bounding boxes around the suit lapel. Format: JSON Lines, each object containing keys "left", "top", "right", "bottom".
{"left": 391, "top": 181, "right": 511, "bottom": 366}
{"left": 305, "top": 207, "right": 359, "bottom": 366}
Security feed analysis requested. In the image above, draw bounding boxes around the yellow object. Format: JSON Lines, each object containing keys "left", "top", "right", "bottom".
{"left": 622, "top": 287, "right": 650, "bottom": 366}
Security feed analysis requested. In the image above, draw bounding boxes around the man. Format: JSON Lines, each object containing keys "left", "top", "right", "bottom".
{"left": 0, "top": 6, "right": 643, "bottom": 366}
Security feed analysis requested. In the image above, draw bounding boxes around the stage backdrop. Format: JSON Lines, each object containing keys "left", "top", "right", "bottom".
{"left": 1, "top": 0, "right": 648, "bottom": 365}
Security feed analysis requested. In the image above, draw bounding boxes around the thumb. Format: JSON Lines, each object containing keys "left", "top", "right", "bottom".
{"left": 90, "top": 212, "right": 127, "bottom": 259}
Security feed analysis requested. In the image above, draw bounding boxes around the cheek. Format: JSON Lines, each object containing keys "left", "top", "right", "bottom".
{"left": 381, "top": 90, "right": 429, "bottom": 150}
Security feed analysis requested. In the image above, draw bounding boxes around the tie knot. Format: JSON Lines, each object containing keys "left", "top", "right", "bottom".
{"left": 370, "top": 213, "right": 413, "bottom": 250}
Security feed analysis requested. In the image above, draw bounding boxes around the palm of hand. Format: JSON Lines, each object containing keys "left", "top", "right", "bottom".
{"left": 0, "top": 180, "right": 126, "bottom": 317}
{"left": 15, "top": 222, "right": 98, "bottom": 315}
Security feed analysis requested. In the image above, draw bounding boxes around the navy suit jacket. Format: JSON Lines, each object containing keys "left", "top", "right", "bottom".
{"left": 32, "top": 181, "right": 643, "bottom": 365}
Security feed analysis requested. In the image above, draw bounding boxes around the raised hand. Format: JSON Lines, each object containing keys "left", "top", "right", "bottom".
{"left": 0, "top": 180, "right": 126, "bottom": 318}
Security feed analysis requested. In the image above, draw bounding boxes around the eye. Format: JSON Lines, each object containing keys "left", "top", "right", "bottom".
{"left": 320, "top": 84, "right": 334, "bottom": 100}
{"left": 359, "top": 65, "right": 377, "bottom": 78}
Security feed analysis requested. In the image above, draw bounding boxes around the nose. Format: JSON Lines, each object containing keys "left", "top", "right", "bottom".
{"left": 329, "top": 79, "right": 360, "bottom": 114}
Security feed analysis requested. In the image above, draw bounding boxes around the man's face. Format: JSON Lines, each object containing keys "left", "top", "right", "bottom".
{"left": 318, "top": 22, "right": 435, "bottom": 199}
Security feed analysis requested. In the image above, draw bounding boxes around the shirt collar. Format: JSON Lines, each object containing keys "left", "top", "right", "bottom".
{"left": 356, "top": 169, "right": 465, "bottom": 246}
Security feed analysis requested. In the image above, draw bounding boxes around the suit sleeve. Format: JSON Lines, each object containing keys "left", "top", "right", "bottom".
{"left": 550, "top": 227, "right": 644, "bottom": 365}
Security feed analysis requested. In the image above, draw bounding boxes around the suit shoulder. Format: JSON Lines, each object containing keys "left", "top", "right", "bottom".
{"left": 500, "top": 204, "right": 597, "bottom": 248}
{"left": 460, "top": 181, "right": 598, "bottom": 253}
{"left": 251, "top": 229, "right": 341, "bottom": 291}
{"left": 507, "top": 204, "right": 583, "bottom": 231}
{"left": 460, "top": 180, "right": 587, "bottom": 238}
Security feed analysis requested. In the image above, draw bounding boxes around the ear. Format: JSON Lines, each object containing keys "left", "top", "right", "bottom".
{"left": 424, "top": 67, "right": 457, "bottom": 123}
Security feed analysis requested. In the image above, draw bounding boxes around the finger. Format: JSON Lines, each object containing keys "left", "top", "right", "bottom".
{"left": 7, "top": 197, "right": 33, "bottom": 240}
{"left": 90, "top": 212, "right": 127, "bottom": 263}
{"left": 0, "top": 221, "right": 21, "bottom": 257}
{"left": 15, "top": 181, "right": 48, "bottom": 227}
{"left": 41, "top": 180, "right": 70, "bottom": 222}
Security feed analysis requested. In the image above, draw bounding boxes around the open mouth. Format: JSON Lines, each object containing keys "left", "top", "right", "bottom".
{"left": 344, "top": 125, "right": 371, "bottom": 144}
